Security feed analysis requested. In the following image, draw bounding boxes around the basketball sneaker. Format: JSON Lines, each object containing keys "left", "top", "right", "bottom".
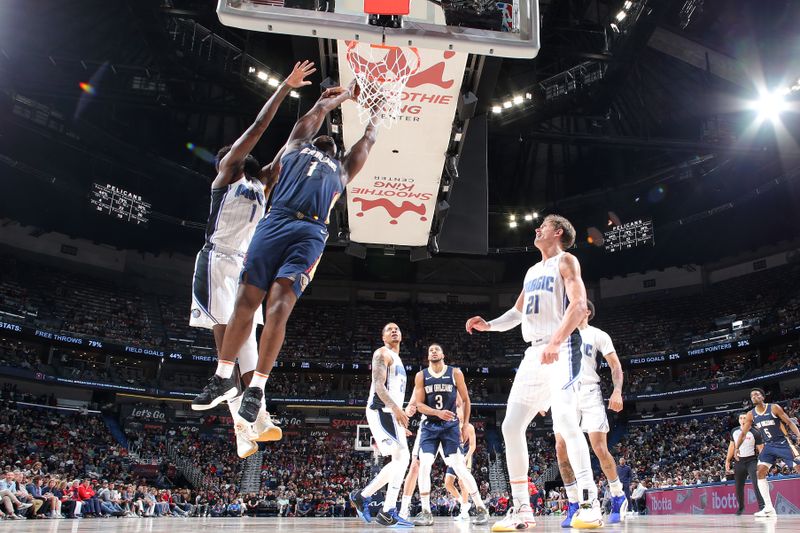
{"left": 571, "top": 500, "right": 603, "bottom": 529}
{"left": 234, "top": 421, "right": 258, "bottom": 459}
{"left": 561, "top": 502, "right": 579, "bottom": 528}
{"left": 254, "top": 409, "right": 282, "bottom": 442}
{"left": 412, "top": 510, "right": 433, "bottom": 526}
{"left": 191, "top": 374, "right": 238, "bottom": 410}
{"left": 473, "top": 506, "right": 489, "bottom": 525}
{"left": 349, "top": 490, "right": 372, "bottom": 523}
{"left": 609, "top": 494, "right": 628, "bottom": 524}
{"left": 237, "top": 386, "right": 264, "bottom": 423}
{"left": 754, "top": 507, "right": 776, "bottom": 517}
{"left": 491, "top": 505, "right": 536, "bottom": 531}
{"left": 376, "top": 509, "right": 414, "bottom": 528}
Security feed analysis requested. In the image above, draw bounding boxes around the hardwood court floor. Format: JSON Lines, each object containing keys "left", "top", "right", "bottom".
{"left": 1, "top": 515, "right": 797, "bottom": 532}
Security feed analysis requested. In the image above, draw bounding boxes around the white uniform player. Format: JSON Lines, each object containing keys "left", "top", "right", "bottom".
{"left": 191, "top": 177, "right": 266, "bottom": 330}
{"left": 365, "top": 346, "right": 408, "bottom": 455}
{"left": 573, "top": 325, "right": 614, "bottom": 432}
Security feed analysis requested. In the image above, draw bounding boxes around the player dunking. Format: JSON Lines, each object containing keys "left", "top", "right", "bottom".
{"left": 466, "top": 214, "right": 601, "bottom": 530}
{"left": 734, "top": 388, "right": 800, "bottom": 517}
{"left": 411, "top": 343, "right": 488, "bottom": 526}
{"left": 192, "top": 81, "right": 378, "bottom": 422}
{"left": 554, "top": 300, "right": 628, "bottom": 527}
{"left": 350, "top": 323, "right": 414, "bottom": 528}
{"left": 189, "top": 61, "right": 316, "bottom": 457}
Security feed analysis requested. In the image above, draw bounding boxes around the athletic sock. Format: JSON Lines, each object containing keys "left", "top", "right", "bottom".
{"left": 461, "top": 500, "right": 472, "bottom": 515}
{"left": 249, "top": 371, "right": 269, "bottom": 390}
{"left": 757, "top": 479, "right": 773, "bottom": 509}
{"left": 565, "top": 481, "right": 580, "bottom": 504}
{"left": 510, "top": 480, "right": 529, "bottom": 511}
{"left": 215, "top": 360, "right": 235, "bottom": 379}
{"left": 608, "top": 478, "right": 624, "bottom": 498}
{"left": 421, "top": 494, "right": 431, "bottom": 513}
{"left": 399, "top": 495, "right": 411, "bottom": 517}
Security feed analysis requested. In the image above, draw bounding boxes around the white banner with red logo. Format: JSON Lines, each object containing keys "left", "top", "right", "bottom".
{"left": 337, "top": 42, "right": 467, "bottom": 246}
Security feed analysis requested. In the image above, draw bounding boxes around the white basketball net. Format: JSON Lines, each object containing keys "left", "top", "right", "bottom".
{"left": 345, "top": 42, "right": 421, "bottom": 129}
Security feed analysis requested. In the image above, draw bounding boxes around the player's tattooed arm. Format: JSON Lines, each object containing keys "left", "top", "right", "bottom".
{"left": 371, "top": 349, "right": 398, "bottom": 410}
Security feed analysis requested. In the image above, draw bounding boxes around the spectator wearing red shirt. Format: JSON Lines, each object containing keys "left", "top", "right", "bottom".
{"left": 76, "top": 479, "right": 102, "bottom": 516}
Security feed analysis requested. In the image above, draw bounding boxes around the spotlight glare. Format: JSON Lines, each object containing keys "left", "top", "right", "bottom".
{"left": 503, "top": 101, "right": 512, "bottom": 109}
{"left": 513, "top": 95, "right": 524, "bottom": 105}
{"left": 248, "top": 66, "right": 256, "bottom": 74}
{"left": 268, "top": 77, "right": 280, "bottom": 87}
{"left": 256, "top": 71, "right": 269, "bottom": 81}
{"left": 524, "top": 214, "right": 533, "bottom": 221}
{"left": 624, "top": 0, "right": 633, "bottom": 9}
{"left": 290, "top": 90, "right": 300, "bottom": 98}
{"left": 610, "top": 22, "right": 620, "bottom": 33}
{"left": 751, "top": 89, "right": 789, "bottom": 121}
{"left": 492, "top": 105, "right": 502, "bottom": 114}
{"left": 509, "top": 214, "right": 516, "bottom": 222}
{"left": 615, "top": 10, "right": 627, "bottom": 21}
{"left": 509, "top": 221, "right": 518, "bottom": 228}
{"left": 525, "top": 92, "right": 532, "bottom": 100}
{"left": 532, "top": 211, "right": 539, "bottom": 218}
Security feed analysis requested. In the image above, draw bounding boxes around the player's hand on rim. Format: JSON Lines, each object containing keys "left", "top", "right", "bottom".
{"left": 285, "top": 60, "right": 317, "bottom": 89}
{"left": 608, "top": 390, "right": 624, "bottom": 412}
{"left": 465, "top": 316, "right": 490, "bottom": 334}
{"left": 541, "top": 342, "right": 560, "bottom": 364}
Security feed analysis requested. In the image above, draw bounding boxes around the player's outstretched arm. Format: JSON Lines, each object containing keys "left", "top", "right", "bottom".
{"left": 341, "top": 121, "right": 378, "bottom": 184}
{"left": 284, "top": 81, "right": 356, "bottom": 150}
{"left": 466, "top": 289, "right": 524, "bottom": 334}
{"left": 371, "top": 348, "right": 409, "bottom": 428}
{"left": 542, "top": 253, "right": 588, "bottom": 364}
{"left": 215, "top": 61, "right": 316, "bottom": 188}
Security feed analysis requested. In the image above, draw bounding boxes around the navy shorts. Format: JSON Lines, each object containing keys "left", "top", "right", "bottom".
{"left": 241, "top": 213, "right": 327, "bottom": 297}
{"left": 758, "top": 442, "right": 800, "bottom": 467}
{"left": 420, "top": 421, "right": 461, "bottom": 457}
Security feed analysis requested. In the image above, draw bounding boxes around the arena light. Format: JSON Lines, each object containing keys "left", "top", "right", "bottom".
{"left": 492, "top": 105, "right": 502, "bottom": 114}
{"left": 508, "top": 214, "right": 516, "bottom": 222}
{"left": 503, "top": 101, "right": 512, "bottom": 109}
{"left": 750, "top": 89, "right": 789, "bottom": 122}
{"left": 513, "top": 95, "right": 524, "bottom": 106}
{"left": 524, "top": 214, "right": 533, "bottom": 221}
{"left": 509, "top": 221, "right": 518, "bottom": 228}
{"left": 532, "top": 211, "right": 539, "bottom": 218}
{"left": 290, "top": 90, "right": 300, "bottom": 98}
{"left": 624, "top": 0, "right": 633, "bottom": 9}
{"left": 268, "top": 77, "right": 280, "bottom": 87}
{"left": 256, "top": 71, "right": 269, "bottom": 81}
{"left": 615, "top": 10, "right": 627, "bottom": 22}
{"left": 248, "top": 66, "right": 256, "bottom": 74}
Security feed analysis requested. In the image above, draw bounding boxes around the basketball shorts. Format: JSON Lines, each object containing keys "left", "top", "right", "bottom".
{"left": 191, "top": 247, "right": 264, "bottom": 329}
{"left": 758, "top": 442, "right": 800, "bottom": 468}
{"left": 551, "top": 382, "right": 609, "bottom": 434}
{"left": 412, "top": 430, "right": 444, "bottom": 460}
{"left": 419, "top": 421, "right": 461, "bottom": 457}
{"left": 507, "top": 330, "right": 583, "bottom": 409}
{"left": 366, "top": 407, "right": 408, "bottom": 457}
{"left": 241, "top": 213, "right": 327, "bottom": 297}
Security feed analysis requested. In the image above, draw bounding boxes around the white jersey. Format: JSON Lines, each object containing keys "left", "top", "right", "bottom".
{"left": 368, "top": 347, "right": 407, "bottom": 413}
{"left": 205, "top": 176, "right": 266, "bottom": 255}
{"left": 578, "top": 325, "right": 616, "bottom": 386}
{"left": 521, "top": 251, "right": 568, "bottom": 343}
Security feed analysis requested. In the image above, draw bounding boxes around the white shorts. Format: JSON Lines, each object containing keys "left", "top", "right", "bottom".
{"left": 190, "top": 247, "right": 264, "bottom": 329}
{"left": 552, "top": 382, "right": 609, "bottom": 434}
{"left": 507, "top": 330, "right": 583, "bottom": 409}
{"left": 366, "top": 408, "right": 408, "bottom": 457}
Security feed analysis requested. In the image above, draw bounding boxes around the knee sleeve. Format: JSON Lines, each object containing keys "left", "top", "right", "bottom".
{"left": 418, "top": 452, "right": 435, "bottom": 493}
{"left": 448, "top": 457, "right": 478, "bottom": 494}
{"left": 237, "top": 320, "right": 259, "bottom": 375}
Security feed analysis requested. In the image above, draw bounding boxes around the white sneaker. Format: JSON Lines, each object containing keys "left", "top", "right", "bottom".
{"left": 234, "top": 422, "right": 258, "bottom": 458}
{"left": 571, "top": 499, "right": 604, "bottom": 529}
{"left": 254, "top": 410, "right": 282, "bottom": 442}
{"left": 491, "top": 505, "right": 536, "bottom": 531}
{"left": 754, "top": 507, "right": 776, "bottom": 517}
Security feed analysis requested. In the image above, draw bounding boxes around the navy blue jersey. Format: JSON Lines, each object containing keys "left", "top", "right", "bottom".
{"left": 271, "top": 144, "right": 343, "bottom": 224}
{"left": 422, "top": 366, "right": 458, "bottom": 425}
{"left": 752, "top": 404, "right": 791, "bottom": 446}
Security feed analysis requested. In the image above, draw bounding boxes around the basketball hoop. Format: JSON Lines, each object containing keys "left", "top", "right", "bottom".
{"left": 345, "top": 41, "right": 421, "bottom": 129}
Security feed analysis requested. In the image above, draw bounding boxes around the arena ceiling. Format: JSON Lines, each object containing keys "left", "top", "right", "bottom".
{"left": 1, "top": 0, "right": 799, "bottom": 283}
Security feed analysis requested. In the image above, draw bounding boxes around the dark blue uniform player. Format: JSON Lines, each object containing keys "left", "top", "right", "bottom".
{"left": 197, "top": 81, "right": 379, "bottom": 423}
{"left": 735, "top": 388, "right": 800, "bottom": 517}
{"left": 411, "top": 343, "right": 488, "bottom": 526}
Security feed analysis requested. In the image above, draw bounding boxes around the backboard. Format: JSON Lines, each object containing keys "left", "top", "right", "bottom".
{"left": 216, "top": 0, "right": 540, "bottom": 58}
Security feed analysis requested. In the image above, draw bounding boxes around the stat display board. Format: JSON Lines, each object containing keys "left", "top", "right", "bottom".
{"left": 604, "top": 219, "right": 654, "bottom": 253}
{"left": 89, "top": 183, "right": 150, "bottom": 225}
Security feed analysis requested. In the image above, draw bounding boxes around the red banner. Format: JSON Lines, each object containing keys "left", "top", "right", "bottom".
{"left": 646, "top": 477, "right": 800, "bottom": 515}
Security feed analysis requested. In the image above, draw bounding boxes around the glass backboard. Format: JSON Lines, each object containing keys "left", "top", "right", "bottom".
{"left": 216, "top": 0, "right": 540, "bottom": 58}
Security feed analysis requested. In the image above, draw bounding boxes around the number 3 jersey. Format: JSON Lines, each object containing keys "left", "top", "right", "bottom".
{"left": 521, "top": 251, "right": 568, "bottom": 343}
{"left": 422, "top": 365, "right": 458, "bottom": 426}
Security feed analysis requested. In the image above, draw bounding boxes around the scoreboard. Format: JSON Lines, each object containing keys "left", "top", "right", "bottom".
{"left": 89, "top": 183, "right": 150, "bottom": 225}
{"left": 604, "top": 219, "right": 654, "bottom": 252}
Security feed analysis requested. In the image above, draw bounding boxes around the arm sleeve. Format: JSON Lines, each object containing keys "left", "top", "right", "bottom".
{"left": 488, "top": 307, "right": 523, "bottom": 332}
